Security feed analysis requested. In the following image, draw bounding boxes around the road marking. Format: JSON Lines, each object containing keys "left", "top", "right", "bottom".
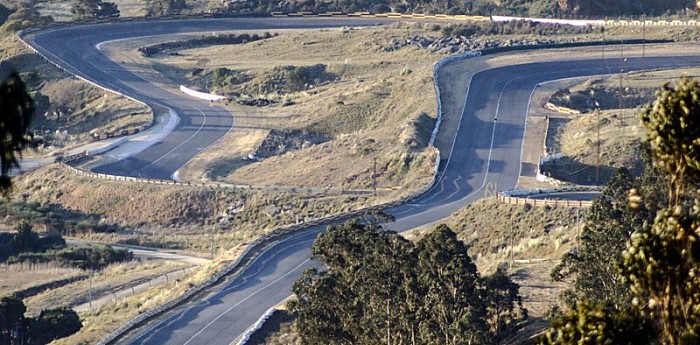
{"left": 182, "top": 258, "right": 311, "bottom": 345}
{"left": 131, "top": 228, "right": 322, "bottom": 343}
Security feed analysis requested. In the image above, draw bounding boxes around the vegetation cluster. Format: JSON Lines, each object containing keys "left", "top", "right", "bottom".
{"left": 441, "top": 20, "right": 599, "bottom": 38}
{"left": 290, "top": 220, "right": 527, "bottom": 344}
{"left": 0, "top": 294, "right": 81, "bottom": 345}
{"left": 220, "top": 0, "right": 696, "bottom": 18}
{"left": 138, "top": 32, "right": 276, "bottom": 57}
{"left": 71, "top": 0, "right": 120, "bottom": 20}
{"left": 1, "top": 222, "right": 133, "bottom": 270}
{"left": 541, "top": 78, "right": 700, "bottom": 344}
{"left": 0, "top": 201, "right": 120, "bottom": 235}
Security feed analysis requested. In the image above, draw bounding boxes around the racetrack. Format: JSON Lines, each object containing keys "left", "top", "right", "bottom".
{"left": 23, "top": 18, "right": 700, "bottom": 345}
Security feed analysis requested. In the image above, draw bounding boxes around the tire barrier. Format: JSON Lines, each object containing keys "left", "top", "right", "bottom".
{"left": 235, "top": 307, "right": 277, "bottom": 345}
{"left": 268, "top": 12, "right": 699, "bottom": 26}
{"left": 430, "top": 50, "right": 482, "bottom": 147}
{"left": 96, "top": 65, "right": 451, "bottom": 345}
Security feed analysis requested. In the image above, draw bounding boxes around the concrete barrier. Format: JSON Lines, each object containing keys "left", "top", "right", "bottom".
{"left": 179, "top": 85, "right": 226, "bottom": 101}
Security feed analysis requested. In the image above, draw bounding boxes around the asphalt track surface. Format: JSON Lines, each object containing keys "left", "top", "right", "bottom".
{"left": 24, "top": 18, "right": 700, "bottom": 345}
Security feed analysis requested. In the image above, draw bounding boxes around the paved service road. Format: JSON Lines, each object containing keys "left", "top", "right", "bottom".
{"left": 24, "top": 18, "right": 700, "bottom": 345}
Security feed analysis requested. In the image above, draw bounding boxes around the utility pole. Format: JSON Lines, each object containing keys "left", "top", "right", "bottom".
{"left": 575, "top": 208, "right": 580, "bottom": 248}
{"left": 642, "top": 20, "right": 646, "bottom": 58}
{"left": 601, "top": 27, "right": 605, "bottom": 61}
{"left": 509, "top": 217, "right": 514, "bottom": 272}
{"left": 619, "top": 53, "right": 627, "bottom": 125}
{"left": 88, "top": 274, "right": 93, "bottom": 309}
{"left": 372, "top": 157, "right": 377, "bottom": 197}
{"left": 210, "top": 233, "right": 215, "bottom": 259}
{"left": 596, "top": 106, "right": 601, "bottom": 185}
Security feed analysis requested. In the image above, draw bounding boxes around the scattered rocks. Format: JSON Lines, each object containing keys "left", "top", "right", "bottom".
{"left": 263, "top": 204, "right": 280, "bottom": 218}
{"left": 255, "top": 129, "right": 328, "bottom": 159}
{"left": 383, "top": 35, "right": 585, "bottom": 55}
{"left": 237, "top": 98, "right": 276, "bottom": 107}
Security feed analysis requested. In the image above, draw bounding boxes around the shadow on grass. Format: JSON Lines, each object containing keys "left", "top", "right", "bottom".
{"left": 246, "top": 309, "right": 296, "bottom": 345}
{"left": 540, "top": 156, "right": 617, "bottom": 186}
{"left": 206, "top": 157, "right": 250, "bottom": 181}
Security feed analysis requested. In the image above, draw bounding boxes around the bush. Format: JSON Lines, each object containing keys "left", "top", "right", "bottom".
{"left": 12, "top": 245, "right": 132, "bottom": 270}
{"left": 27, "top": 308, "right": 82, "bottom": 345}
{"left": 138, "top": 33, "right": 276, "bottom": 57}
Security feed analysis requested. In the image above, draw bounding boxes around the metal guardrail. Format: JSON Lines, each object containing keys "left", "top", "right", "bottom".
{"left": 497, "top": 194, "right": 593, "bottom": 207}
{"left": 497, "top": 186, "right": 601, "bottom": 208}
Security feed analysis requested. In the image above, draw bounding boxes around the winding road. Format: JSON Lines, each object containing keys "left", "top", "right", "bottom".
{"left": 22, "top": 18, "right": 700, "bottom": 344}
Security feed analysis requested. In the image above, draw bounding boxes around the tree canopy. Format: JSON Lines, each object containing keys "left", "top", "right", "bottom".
{"left": 0, "top": 294, "right": 81, "bottom": 345}
{"left": 290, "top": 220, "right": 526, "bottom": 345}
{"left": 71, "top": 0, "right": 119, "bottom": 20}
{"left": 551, "top": 169, "right": 648, "bottom": 309}
{"left": 0, "top": 64, "right": 33, "bottom": 195}
{"left": 542, "top": 77, "right": 700, "bottom": 345}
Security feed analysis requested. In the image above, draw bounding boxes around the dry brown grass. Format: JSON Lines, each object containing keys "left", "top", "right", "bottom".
{"left": 11, "top": 24, "right": 700, "bottom": 344}
{"left": 261, "top": 199, "right": 578, "bottom": 344}
{"left": 23, "top": 259, "right": 190, "bottom": 315}
{"left": 0, "top": 262, "right": 85, "bottom": 297}
{"left": 542, "top": 67, "right": 700, "bottom": 184}
{"left": 48, "top": 244, "right": 248, "bottom": 345}
{"left": 14, "top": 164, "right": 378, "bottom": 256}
{"left": 102, "top": 24, "right": 441, "bottom": 199}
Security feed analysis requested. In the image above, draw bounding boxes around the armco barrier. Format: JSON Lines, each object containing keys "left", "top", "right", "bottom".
{"left": 96, "top": 29, "right": 641, "bottom": 345}
{"left": 97, "top": 33, "right": 469, "bottom": 344}
{"left": 17, "top": 31, "right": 155, "bottom": 131}
{"left": 430, "top": 50, "right": 482, "bottom": 147}
{"left": 500, "top": 185, "right": 602, "bottom": 197}
{"left": 497, "top": 194, "right": 593, "bottom": 208}
{"left": 58, "top": 160, "right": 375, "bottom": 196}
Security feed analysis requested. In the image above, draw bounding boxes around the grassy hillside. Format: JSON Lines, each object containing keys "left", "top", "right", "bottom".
{"left": 542, "top": 68, "right": 700, "bottom": 185}
{"left": 14, "top": 165, "right": 375, "bottom": 253}
{"left": 0, "top": 7, "right": 152, "bottom": 155}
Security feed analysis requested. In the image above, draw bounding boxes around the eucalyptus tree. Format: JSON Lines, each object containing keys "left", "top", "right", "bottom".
{"left": 0, "top": 64, "right": 33, "bottom": 196}
{"left": 291, "top": 220, "right": 525, "bottom": 345}
{"left": 542, "top": 77, "right": 700, "bottom": 345}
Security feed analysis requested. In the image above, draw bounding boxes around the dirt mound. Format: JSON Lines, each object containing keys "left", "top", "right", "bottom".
{"left": 246, "top": 64, "right": 337, "bottom": 95}
{"left": 549, "top": 82, "right": 656, "bottom": 113}
{"left": 255, "top": 129, "right": 328, "bottom": 159}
